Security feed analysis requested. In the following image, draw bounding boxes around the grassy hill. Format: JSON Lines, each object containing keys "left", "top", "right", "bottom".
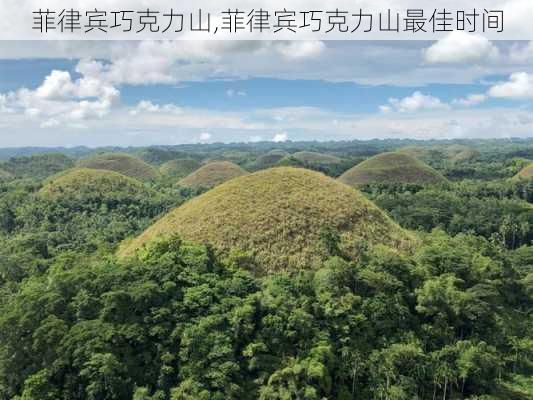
{"left": 249, "top": 150, "right": 289, "bottom": 170}
{"left": 291, "top": 151, "right": 342, "bottom": 165}
{"left": 160, "top": 159, "right": 201, "bottom": 179}
{"left": 178, "top": 161, "right": 248, "bottom": 189}
{"left": 339, "top": 152, "right": 448, "bottom": 186}
{"left": 0, "top": 168, "right": 12, "bottom": 181}
{"left": 445, "top": 145, "right": 480, "bottom": 163}
{"left": 0, "top": 153, "right": 74, "bottom": 179}
{"left": 40, "top": 168, "right": 153, "bottom": 199}
{"left": 513, "top": 163, "right": 533, "bottom": 181}
{"left": 397, "top": 145, "right": 434, "bottom": 159}
{"left": 78, "top": 153, "right": 160, "bottom": 181}
{"left": 119, "top": 167, "right": 412, "bottom": 273}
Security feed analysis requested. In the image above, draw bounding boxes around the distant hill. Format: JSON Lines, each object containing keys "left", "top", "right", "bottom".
{"left": 40, "top": 168, "right": 153, "bottom": 200}
{"left": 137, "top": 148, "right": 192, "bottom": 165}
{"left": 160, "top": 159, "right": 202, "bottom": 179}
{"left": 78, "top": 153, "right": 160, "bottom": 181}
{"left": 178, "top": 161, "right": 248, "bottom": 189}
{"left": 397, "top": 146, "right": 434, "bottom": 159}
{"left": 249, "top": 150, "right": 289, "bottom": 170}
{"left": 119, "top": 167, "right": 412, "bottom": 273}
{"left": 443, "top": 145, "right": 480, "bottom": 163}
{"left": 339, "top": 152, "right": 448, "bottom": 186}
{"left": 0, "top": 153, "right": 74, "bottom": 179}
{"left": 513, "top": 163, "right": 533, "bottom": 181}
{"left": 291, "top": 151, "right": 342, "bottom": 165}
{"left": 0, "top": 168, "right": 12, "bottom": 181}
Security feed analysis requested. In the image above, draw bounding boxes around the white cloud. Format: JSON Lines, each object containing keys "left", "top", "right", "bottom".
{"left": 272, "top": 132, "right": 288, "bottom": 142}
{"left": 199, "top": 132, "right": 212, "bottom": 141}
{"left": 509, "top": 41, "right": 533, "bottom": 63}
{"left": 274, "top": 41, "right": 326, "bottom": 60}
{"left": 0, "top": 94, "right": 14, "bottom": 113}
{"left": 452, "top": 94, "right": 487, "bottom": 107}
{"left": 40, "top": 118, "right": 60, "bottom": 128}
{"left": 130, "top": 100, "right": 160, "bottom": 115}
{"left": 383, "top": 91, "right": 449, "bottom": 113}
{"left": 488, "top": 72, "right": 533, "bottom": 99}
{"left": 424, "top": 32, "right": 499, "bottom": 64}
{"left": 248, "top": 135, "right": 263, "bottom": 142}
{"left": 226, "top": 89, "right": 246, "bottom": 98}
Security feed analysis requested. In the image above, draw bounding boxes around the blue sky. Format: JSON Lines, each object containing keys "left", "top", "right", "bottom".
{"left": 0, "top": 39, "right": 532, "bottom": 147}
{"left": 0, "top": 58, "right": 508, "bottom": 112}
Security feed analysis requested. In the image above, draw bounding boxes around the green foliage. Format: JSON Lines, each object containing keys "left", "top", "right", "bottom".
{"left": 0, "top": 139, "right": 532, "bottom": 400}
{"left": 0, "top": 232, "right": 530, "bottom": 399}
{"left": 0, "top": 153, "right": 74, "bottom": 179}
{"left": 363, "top": 180, "right": 533, "bottom": 249}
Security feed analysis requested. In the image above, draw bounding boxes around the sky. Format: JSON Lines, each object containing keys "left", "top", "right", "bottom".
{"left": 0, "top": 36, "right": 533, "bottom": 147}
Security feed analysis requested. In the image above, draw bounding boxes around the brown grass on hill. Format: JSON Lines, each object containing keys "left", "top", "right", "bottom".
{"left": 160, "top": 159, "right": 201, "bottom": 179}
{"left": 78, "top": 153, "right": 159, "bottom": 181}
{"left": 119, "top": 167, "right": 413, "bottom": 274}
{"left": 338, "top": 152, "right": 448, "bottom": 186}
{"left": 178, "top": 161, "right": 248, "bottom": 189}
{"left": 40, "top": 168, "right": 153, "bottom": 199}
{"left": 512, "top": 163, "right": 533, "bottom": 181}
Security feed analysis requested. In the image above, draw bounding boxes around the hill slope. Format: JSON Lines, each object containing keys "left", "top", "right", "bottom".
{"left": 0, "top": 153, "right": 74, "bottom": 179}
{"left": 339, "top": 152, "right": 447, "bottom": 186}
{"left": 291, "top": 151, "right": 342, "bottom": 164}
{"left": 445, "top": 145, "right": 480, "bottom": 163}
{"left": 0, "top": 168, "right": 12, "bottom": 181}
{"left": 513, "top": 163, "right": 533, "bottom": 180}
{"left": 120, "top": 167, "right": 412, "bottom": 273}
{"left": 78, "top": 153, "right": 159, "bottom": 181}
{"left": 178, "top": 161, "right": 248, "bottom": 189}
{"left": 40, "top": 168, "right": 153, "bottom": 199}
{"left": 249, "top": 150, "right": 289, "bottom": 170}
{"left": 160, "top": 159, "right": 201, "bottom": 178}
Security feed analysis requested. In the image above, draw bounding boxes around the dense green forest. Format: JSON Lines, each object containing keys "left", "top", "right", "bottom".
{"left": 0, "top": 139, "right": 531, "bottom": 400}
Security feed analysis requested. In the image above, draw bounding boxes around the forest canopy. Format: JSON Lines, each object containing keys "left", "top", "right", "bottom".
{"left": 0, "top": 138, "right": 531, "bottom": 400}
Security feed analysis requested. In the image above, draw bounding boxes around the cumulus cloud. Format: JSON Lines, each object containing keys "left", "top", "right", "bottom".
{"left": 424, "top": 32, "right": 499, "bottom": 64}
{"left": 199, "top": 132, "right": 212, "bottom": 142}
{"left": 0, "top": 94, "right": 14, "bottom": 113}
{"left": 0, "top": 63, "right": 120, "bottom": 128}
{"left": 452, "top": 94, "right": 488, "bottom": 107}
{"left": 272, "top": 132, "right": 288, "bottom": 142}
{"left": 226, "top": 89, "right": 246, "bottom": 98}
{"left": 508, "top": 41, "right": 533, "bottom": 63}
{"left": 273, "top": 41, "right": 326, "bottom": 60}
{"left": 488, "top": 72, "right": 533, "bottom": 99}
{"left": 382, "top": 92, "right": 449, "bottom": 113}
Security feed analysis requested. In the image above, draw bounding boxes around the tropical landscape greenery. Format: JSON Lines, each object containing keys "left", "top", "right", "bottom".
{"left": 0, "top": 138, "right": 531, "bottom": 400}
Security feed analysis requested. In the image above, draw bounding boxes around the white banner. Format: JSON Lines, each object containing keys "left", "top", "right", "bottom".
{"left": 0, "top": 0, "right": 531, "bottom": 40}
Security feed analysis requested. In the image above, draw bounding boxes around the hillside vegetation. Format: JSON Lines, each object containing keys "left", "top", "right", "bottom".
{"left": 339, "top": 152, "right": 448, "bottom": 186}
{"left": 79, "top": 153, "right": 160, "bottom": 181}
{"left": 513, "top": 163, "right": 533, "bottom": 180}
{"left": 248, "top": 150, "right": 289, "bottom": 170}
{"left": 0, "top": 139, "right": 532, "bottom": 400}
{"left": 291, "top": 151, "right": 342, "bottom": 164}
{"left": 40, "top": 168, "right": 153, "bottom": 200}
{"left": 120, "top": 167, "right": 412, "bottom": 273}
{"left": 0, "top": 153, "right": 74, "bottom": 179}
{"left": 160, "top": 159, "right": 201, "bottom": 178}
{"left": 178, "top": 161, "right": 248, "bottom": 189}
{"left": 0, "top": 168, "right": 12, "bottom": 181}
